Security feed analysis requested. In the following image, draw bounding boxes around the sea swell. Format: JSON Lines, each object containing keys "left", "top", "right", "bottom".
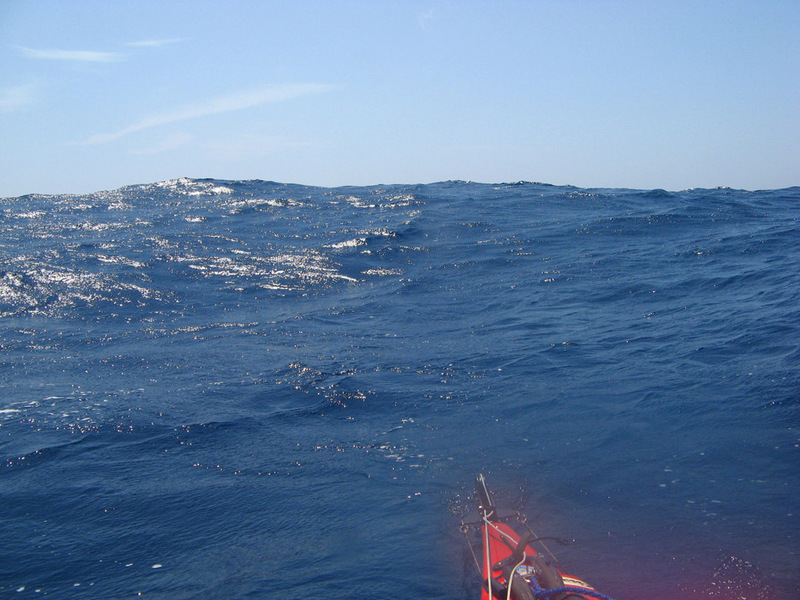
{"left": 1, "top": 179, "right": 798, "bottom": 599}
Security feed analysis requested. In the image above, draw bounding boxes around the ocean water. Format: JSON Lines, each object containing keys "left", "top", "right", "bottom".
{"left": 1, "top": 178, "right": 798, "bottom": 600}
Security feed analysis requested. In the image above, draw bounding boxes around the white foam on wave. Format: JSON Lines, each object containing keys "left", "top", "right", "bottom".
{"left": 327, "top": 228, "right": 395, "bottom": 251}
{"left": 384, "top": 193, "right": 415, "bottom": 207}
{"left": 187, "top": 186, "right": 233, "bottom": 196}
{"left": 180, "top": 248, "right": 358, "bottom": 289}
{"left": 362, "top": 268, "right": 403, "bottom": 276}
{"left": 0, "top": 261, "right": 165, "bottom": 316}
{"left": 9, "top": 210, "right": 46, "bottom": 219}
{"left": 154, "top": 178, "right": 234, "bottom": 196}
{"left": 96, "top": 255, "right": 146, "bottom": 268}
{"left": 328, "top": 238, "right": 366, "bottom": 250}
{"left": 227, "top": 198, "right": 302, "bottom": 210}
{"left": 107, "top": 201, "right": 132, "bottom": 211}
{"left": 365, "top": 228, "right": 395, "bottom": 237}
{"left": 342, "top": 195, "right": 375, "bottom": 208}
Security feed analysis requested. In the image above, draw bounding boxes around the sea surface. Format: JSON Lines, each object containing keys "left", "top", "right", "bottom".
{"left": 1, "top": 178, "right": 798, "bottom": 600}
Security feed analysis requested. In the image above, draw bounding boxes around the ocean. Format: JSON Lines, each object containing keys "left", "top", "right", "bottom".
{"left": 1, "top": 178, "right": 798, "bottom": 599}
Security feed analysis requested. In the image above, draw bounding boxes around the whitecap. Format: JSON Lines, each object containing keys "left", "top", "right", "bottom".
{"left": 362, "top": 268, "right": 403, "bottom": 276}
{"left": 328, "top": 238, "right": 366, "bottom": 250}
{"left": 341, "top": 195, "right": 375, "bottom": 208}
{"left": 154, "top": 178, "right": 234, "bottom": 196}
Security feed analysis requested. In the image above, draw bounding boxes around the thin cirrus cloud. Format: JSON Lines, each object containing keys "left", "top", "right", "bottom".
{"left": 81, "top": 84, "right": 338, "bottom": 145}
{"left": 131, "top": 132, "right": 195, "bottom": 155}
{"left": 124, "top": 38, "right": 191, "bottom": 48}
{"left": 16, "top": 45, "right": 125, "bottom": 62}
{"left": 0, "top": 84, "right": 36, "bottom": 112}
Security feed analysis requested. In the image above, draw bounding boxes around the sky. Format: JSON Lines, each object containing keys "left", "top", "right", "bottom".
{"left": 1, "top": 0, "right": 798, "bottom": 196}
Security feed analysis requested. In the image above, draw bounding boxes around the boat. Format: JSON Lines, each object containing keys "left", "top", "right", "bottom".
{"left": 464, "top": 474, "right": 614, "bottom": 600}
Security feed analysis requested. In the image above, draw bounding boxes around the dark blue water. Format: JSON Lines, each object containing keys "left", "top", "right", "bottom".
{"left": 1, "top": 178, "right": 798, "bottom": 599}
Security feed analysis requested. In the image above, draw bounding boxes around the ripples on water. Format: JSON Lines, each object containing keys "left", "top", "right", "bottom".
{"left": 1, "top": 178, "right": 798, "bottom": 599}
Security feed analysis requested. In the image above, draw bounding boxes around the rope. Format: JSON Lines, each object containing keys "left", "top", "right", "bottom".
{"left": 524, "top": 566, "right": 617, "bottom": 600}
{"left": 528, "top": 581, "right": 617, "bottom": 600}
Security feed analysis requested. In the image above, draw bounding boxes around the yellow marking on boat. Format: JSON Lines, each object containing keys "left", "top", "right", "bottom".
{"left": 562, "top": 575, "right": 595, "bottom": 590}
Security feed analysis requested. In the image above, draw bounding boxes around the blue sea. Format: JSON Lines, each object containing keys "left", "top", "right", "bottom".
{"left": 1, "top": 178, "right": 798, "bottom": 599}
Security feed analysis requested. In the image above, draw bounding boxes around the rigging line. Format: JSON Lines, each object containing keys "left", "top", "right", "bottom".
{"left": 460, "top": 511, "right": 526, "bottom": 527}
{"left": 462, "top": 524, "right": 482, "bottom": 573}
{"left": 487, "top": 514, "right": 567, "bottom": 571}
{"left": 520, "top": 519, "right": 562, "bottom": 569}
{"left": 486, "top": 518, "right": 519, "bottom": 548}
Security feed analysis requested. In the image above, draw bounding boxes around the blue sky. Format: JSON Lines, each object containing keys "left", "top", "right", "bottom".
{"left": 1, "top": 0, "right": 798, "bottom": 196}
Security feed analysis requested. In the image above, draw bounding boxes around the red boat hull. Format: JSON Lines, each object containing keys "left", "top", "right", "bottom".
{"left": 480, "top": 520, "right": 596, "bottom": 600}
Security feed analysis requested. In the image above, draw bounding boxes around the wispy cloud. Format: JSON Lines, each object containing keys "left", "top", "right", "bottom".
{"left": 131, "top": 132, "right": 195, "bottom": 155}
{"left": 125, "top": 38, "right": 192, "bottom": 48}
{"left": 418, "top": 9, "right": 435, "bottom": 29}
{"left": 0, "top": 84, "right": 36, "bottom": 112}
{"left": 82, "top": 83, "right": 338, "bottom": 145}
{"left": 202, "top": 133, "right": 315, "bottom": 159}
{"left": 16, "top": 46, "right": 125, "bottom": 62}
